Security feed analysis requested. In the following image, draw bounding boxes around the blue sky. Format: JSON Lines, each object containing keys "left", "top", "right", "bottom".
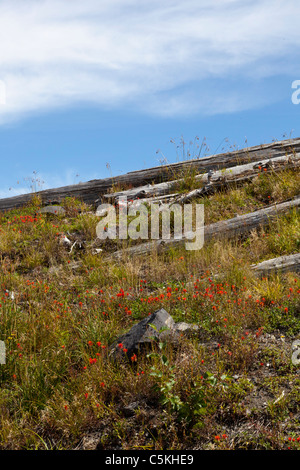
{"left": 0, "top": 0, "right": 299, "bottom": 198}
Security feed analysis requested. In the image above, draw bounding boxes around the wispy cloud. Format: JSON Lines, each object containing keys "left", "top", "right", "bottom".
{"left": 0, "top": 0, "right": 298, "bottom": 123}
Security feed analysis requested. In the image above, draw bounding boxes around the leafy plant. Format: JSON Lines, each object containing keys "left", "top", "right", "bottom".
{"left": 146, "top": 324, "right": 229, "bottom": 424}
{"left": 147, "top": 324, "right": 182, "bottom": 413}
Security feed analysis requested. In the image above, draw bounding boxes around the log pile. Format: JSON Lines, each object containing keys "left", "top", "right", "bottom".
{"left": 0, "top": 136, "right": 298, "bottom": 277}
{"left": 104, "top": 153, "right": 300, "bottom": 205}
{"left": 0, "top": 137, "right": 300, "bottom": 212}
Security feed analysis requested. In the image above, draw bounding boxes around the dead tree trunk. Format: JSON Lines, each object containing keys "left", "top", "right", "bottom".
{"left": 104, "top": 152, "right": 300, "bottom": 203}
{"left": 251, "top": 253, "right": 300, "bottom": 275}
{"left": 1, "top": 137, "right": 300, "bottom": 212}
{"left": 112, "top": 197, "right": 300, "bottom": 258}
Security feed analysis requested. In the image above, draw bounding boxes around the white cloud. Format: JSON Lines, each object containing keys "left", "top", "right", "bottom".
{"left": 0, "top": 0, "right": 299, "bottom": 123}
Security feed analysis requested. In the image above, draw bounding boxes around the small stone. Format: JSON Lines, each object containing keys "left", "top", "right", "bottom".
{"left": 122, "top": 402, "right": 140, "bottom": 417}
{"left": 80, "top": 432, "right": 102, "bottom": 450}
{"left": 174, "top": 322, "right": 199, "bottom": 335}
{"left": 40, "top": 205, "right": 66, "bottom": 216}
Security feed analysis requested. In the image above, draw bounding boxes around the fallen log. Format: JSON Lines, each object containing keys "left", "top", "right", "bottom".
{"left": 1, "top": 137, "right": 300, "bottom": 212}
{"left": 128, "top": 193, "right": 178, "bottom": 208}
{"left": 104, "top": 152, "right": 300, "bottom": 204}
{"left": 112, "top": 197, "right": 300, "bottom": 258}
{"left": 176, "top": 154, "right": 300, "bottom": 203}
{"left": 251, "top": 253, "right": 300, "bottom": 276}
{"left": 121, "top": 137, "right": 300, "bottom": 186}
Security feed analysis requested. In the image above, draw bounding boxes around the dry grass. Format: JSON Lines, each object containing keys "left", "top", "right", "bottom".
{"left": 0, "top": 166, "right": 299, "bottom": 450}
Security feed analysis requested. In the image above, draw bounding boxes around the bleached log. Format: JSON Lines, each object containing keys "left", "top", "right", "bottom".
{"left": 127, "top": 193, "right": 178, "bottom": 208}
{"left": 104, "top": 152, "right": 300, "bottom": 203}
{"left": 251, "top": 253, "right": 300, "bottom": 275}
{"left": 112, "top": 197, "right": 300, "bottom": 258}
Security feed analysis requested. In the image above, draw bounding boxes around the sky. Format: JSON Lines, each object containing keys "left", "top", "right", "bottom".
{"left": 0, "top": 0, "right": 299, "bottom": 198}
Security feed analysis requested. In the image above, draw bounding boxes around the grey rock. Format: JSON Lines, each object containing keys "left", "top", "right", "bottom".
{"left": 40, "top": 205, "right": 66, "bottom": 216}
{"left": 174, "top": 322, "right": 199, "bottom": 335}
{"left": 109, "top": 309, "right": 200, "bottom": 361}
{"left": 109, "top": 308, "right": 175, "bottom": 360}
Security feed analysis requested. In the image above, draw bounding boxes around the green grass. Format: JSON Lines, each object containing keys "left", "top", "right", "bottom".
{"left": 0, "top": 168, "right": 299, "bottom": 450}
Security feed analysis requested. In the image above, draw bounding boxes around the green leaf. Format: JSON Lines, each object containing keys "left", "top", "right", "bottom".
{"left": 149, "top": 371, "right": 163, "bottom": 378}
{"left": 146, "top": 352, "right": 159, "bottom": 359}
{"left": 148, "top": 323, "right": 158, "bottom": 332}
{"left": 161, "top": 354, "right": 168, "bottom": 365}
{"left": 158, "top": 326, "right": 170, "bottom": 333}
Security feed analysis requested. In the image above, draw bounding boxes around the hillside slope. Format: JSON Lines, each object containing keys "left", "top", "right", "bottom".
{"left": 0, "top": 145, "right": 299, "bottom": 450}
